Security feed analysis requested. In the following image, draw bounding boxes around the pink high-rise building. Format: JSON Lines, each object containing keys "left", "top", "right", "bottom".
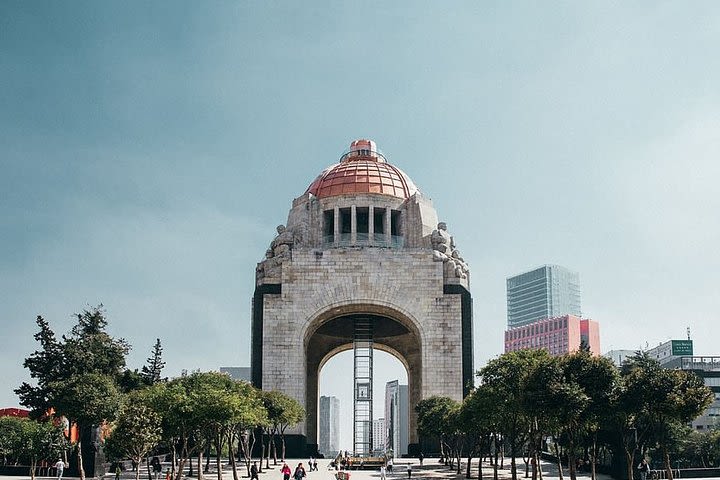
{"left": 504, "top": 314, "right": 600, "bottom": 356}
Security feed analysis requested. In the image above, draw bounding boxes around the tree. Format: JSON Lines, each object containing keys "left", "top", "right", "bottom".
{"left": 16, "top": 307, "right": 131, "bottom": 480}
{"left": 18, "top": 419, "right": 69, "bottom": 480}
{"left": 15, "top": 316, "right": 65, "bottom": 418}
{"left": 143, "top": 372, "right": 267, "bottom": 480}
{"left": 416, "top": 396, "right": 459, "bottom": 464}
{"left": 458, "top": 385, "right": 498, "bottom": 480}
{"left": 477, "top": 350, "right": 549, "bottom": 480}
{"left": 261, "top": 390, "right": 304, "bottom": 465}
{"left": 559, "top": 350, "right": 619, "bottom": 480}
{"left": 616, "top": 353, "right": 714, "bottom": 480}
{"left": 51, "top": 373, "right": 122, "bottom": 480}
{"left": 0, "top": 416, "right": 25, "bottom": 465}
{"left": 141, "top": 339, "right": 166, "bottom": 386}
{"left": 104, "top": 395, "right": 162, "bottom": 480}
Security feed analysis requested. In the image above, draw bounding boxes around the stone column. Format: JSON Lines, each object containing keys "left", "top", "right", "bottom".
{"left": 351, "top": 204, "right": 357, "bottom": 244}
{"left": 368, "top": 205, "right": 374, "bottom": 245}
{"left": 385, "top": 209, "right": 392, "bottom": 246}
{"left": 333, "top": 207, "right": 340, "bottom": 246}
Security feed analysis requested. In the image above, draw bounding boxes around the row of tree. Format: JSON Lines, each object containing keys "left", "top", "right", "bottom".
{"left": 416, "top": 348, "right": 714, "bottom": 480}
{"left": 13, "top": 306, "right": 304, "bottom": 480}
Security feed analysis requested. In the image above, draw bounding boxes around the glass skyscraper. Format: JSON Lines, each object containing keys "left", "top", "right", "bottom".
{"left": 506, "top": 265, "right": 581, "bottom": 328}
{"left": 319, "top": 396, "right": 340, "bottom": 457}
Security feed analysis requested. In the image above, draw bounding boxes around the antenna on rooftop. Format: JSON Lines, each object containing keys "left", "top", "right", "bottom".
{"left": 687, "top": 327, "right": 691, "bottom": 341}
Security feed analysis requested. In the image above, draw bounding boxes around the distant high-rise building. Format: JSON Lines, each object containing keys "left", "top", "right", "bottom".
{"left": 504, "top": 314, "right": 600, "bottom": 356}
{"left": 506, "top": 265, "right": 581, "bottom": 328}
{"left": 372, "top": 418, "right": 386, "bottom": 455}
{"left": 384, "top": 381, "right": 408, "bottom": 456}
{"left": 219, "top": 367, "right": 251, "bottom": 382}
{"left": 319, "top": 396, "right": 340, "bottom": 457}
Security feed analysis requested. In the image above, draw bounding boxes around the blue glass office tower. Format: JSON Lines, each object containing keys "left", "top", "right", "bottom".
{"left": 506, "top": 265, "right": 581, "bottom": 328}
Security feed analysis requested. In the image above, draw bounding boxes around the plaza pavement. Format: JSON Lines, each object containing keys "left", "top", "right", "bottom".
{"left": 0, "top": 458, "right": 623, "bottom": 480}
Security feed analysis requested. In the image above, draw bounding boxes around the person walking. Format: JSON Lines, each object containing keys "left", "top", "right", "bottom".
{"left": 380, "top": 465, "right": 387, "bottom": 480}
{"left": 293, "top": 463, "right": 306, "bottom": 480}
{"left": 251, "top": 462, "right": 259, "bottom": 480}
{"left": 638, "top": 459, "right": 650, "bottom": 480}
{"left": 281, "top": 463, "right": 292, "bottom": 480}
{"left": 406, "top": 464, "right": 411, "bottom": 479}
{"left": 54, "top": 459, "right": 65, "bottom": 480}
{"left": 418, "top": 453, "right": 423, "bottom": 467}
{"left": 151, "top": 457, "right": 162, "bottom": 480}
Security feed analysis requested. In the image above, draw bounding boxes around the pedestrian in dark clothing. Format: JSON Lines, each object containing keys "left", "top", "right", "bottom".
{"left": 251, "top": 462, "right": 259, "bottom": 480}
{"left": 293, "top": 464, "right": 306, "bottom": 480}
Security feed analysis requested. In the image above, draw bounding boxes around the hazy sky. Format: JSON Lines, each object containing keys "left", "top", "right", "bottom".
{"left": 2, "top": 1, "right": 720, "bottom": 450}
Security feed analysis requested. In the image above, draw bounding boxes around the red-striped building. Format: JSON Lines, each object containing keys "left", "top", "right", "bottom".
{"left": 504, "top": 314, "right": 600, "bottom": 356}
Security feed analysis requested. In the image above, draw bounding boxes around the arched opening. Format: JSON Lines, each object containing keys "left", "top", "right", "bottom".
{"left": 318, "top": 349, "right": 408, "bottom": 457}
{"left": 303, "top": 306, "right": 423, "bottom": 457}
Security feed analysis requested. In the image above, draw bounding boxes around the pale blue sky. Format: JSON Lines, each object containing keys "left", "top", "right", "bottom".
{"left": 2, "top": 1, "right": 720, "bottom": 448}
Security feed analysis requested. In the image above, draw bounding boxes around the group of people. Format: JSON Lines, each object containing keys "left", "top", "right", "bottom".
{"left": 279, "top": 462, "right": 308, "bottom": 480}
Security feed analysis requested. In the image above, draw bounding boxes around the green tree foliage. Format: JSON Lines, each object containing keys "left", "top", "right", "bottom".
{"left": 0, "top": 416, "right": 24, "bottom": 465}
{"left": 141, "top": 339, "right": 166, "bottom": 386}
{"left": 260, "top": 390, "right": 304, "bottom": 466}
{"left": 104, "top": 395, "right": 162, "bottom": 480}
{"left": 0, "top": 417, "right": 66, "bottom": 479}
{"left": 15, "top": 306, "right": 130, "bottom": 480}
{"left": 416, "top": 396, "right": 460, "bottom": 464}
{"left": 477, "top": 349, "right": 550, "bottom": 480}
{"left": 143, "top": 372, "right": 267, "bottom": 480}
{"left": 52, "top": 373, "right": 122, "bottom": 480}
{"left": 558, "top": 350, "right": 619, "bottom": 480}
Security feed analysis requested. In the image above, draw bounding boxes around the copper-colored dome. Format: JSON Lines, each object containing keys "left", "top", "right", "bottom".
{"left": 306, "top": 140, "right": 418, "bottom": 199}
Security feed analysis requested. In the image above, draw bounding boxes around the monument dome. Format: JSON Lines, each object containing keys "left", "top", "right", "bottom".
{"left": 306, "top": 139, "right": 418, "bottom": 199}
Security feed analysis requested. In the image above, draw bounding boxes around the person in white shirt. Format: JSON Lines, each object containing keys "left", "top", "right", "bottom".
{"left": 55, "top": 459, "right": 65, "bottom": 480}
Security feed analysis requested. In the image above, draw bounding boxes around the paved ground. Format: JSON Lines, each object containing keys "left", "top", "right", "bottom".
{"left": 0, "top": 458, "right": 620, "bottom": 480}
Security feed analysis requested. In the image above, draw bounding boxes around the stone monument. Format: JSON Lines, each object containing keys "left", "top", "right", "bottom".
{"left": 252, "top": 139, "right": 473, "bottom": 456}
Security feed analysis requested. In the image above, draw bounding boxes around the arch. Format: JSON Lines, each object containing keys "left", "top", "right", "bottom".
{"left": 302, "top": 299, "right": 426, "bottom": 347}
{"left": 303, "top": 305, "right": 423, "bottom": 455}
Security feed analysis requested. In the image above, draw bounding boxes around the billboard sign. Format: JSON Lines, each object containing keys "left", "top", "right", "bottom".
{"left": 671, "top": 340, "right": 693, "bottom": 356}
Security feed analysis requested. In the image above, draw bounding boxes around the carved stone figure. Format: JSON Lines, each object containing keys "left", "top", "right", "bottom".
{"left": 431, "top": 222, "right": 468, "bottom": 278}
{"left": 431, "top": 222, "right": 453, "bottom": 262}
{"left": 271, "top": 224, "right": 294, "bottom": 258}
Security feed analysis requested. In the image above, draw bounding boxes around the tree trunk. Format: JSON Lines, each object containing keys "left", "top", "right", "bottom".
{"left": 171, "top": 445, "right": 177, "bottom": 478}
{"left": 663, "top": 446, "right": 673, "bottom": 480}
{"left": 280, "top": 428, "right": 287, "bottom": 463}
{"left": 553, "top": 439, "right": 563, "bottom": 480}
{"left": 198, "top": 451, "right": 203, "bottom": 480}
{"left": 510, "top": 437, "right": 518, "bottom": 480}
{"left": 537, "top": 452, "right": 543, "bottom": 480}
{"left": 492, "top": 433, "right": 499, "bottom": 480}
{"left": 30, "top": 458, "right": 37, "bottom": 480}
{"left": 147, "top": 456, "right": 153, "bottom": 480}
{"left": 136, "top": 456, "right": 142, "bottom": 480}
{"left": 77, "top": 438, "right": 86, "bottom": 480}
{"left": 624, "top": 450, "right": 634, "bottom": 480}
{"left": 590, "top": 436, "right": 597, "bottom": 480}
{"left": 216, "top": 433, "right": 224, "bottom": 480}
{"left": 478, "top": 454, "right": 483, "bottom": 480}
{"left": 466, "top": 454, "right": 473, "bottom": 479}
{"left": 229, "top": 431, "right": 239, "bottom": 480}
{"left": 567, "top": 436, "right": 576, "bottom": 480}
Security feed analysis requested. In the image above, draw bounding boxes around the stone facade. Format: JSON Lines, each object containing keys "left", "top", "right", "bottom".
{"left": 251, "top": 141, "right": 473, "bottom": 456}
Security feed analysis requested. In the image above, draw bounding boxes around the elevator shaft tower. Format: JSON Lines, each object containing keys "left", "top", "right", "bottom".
{"left": 353, "top": 317, "right": 373, "bottom": 456}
